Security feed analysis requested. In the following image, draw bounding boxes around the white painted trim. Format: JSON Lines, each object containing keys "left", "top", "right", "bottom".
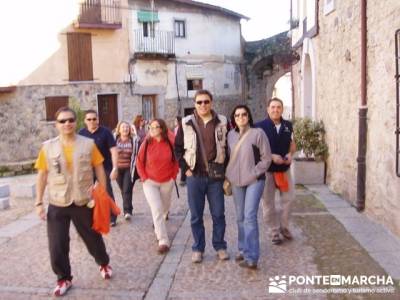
{"left": 300, "top": 38, "right": 316, "bottom": 120}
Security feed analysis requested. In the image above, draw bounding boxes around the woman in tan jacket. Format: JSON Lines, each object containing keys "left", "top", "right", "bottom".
{"left": 226, "top": 105, "right": 271, "bottom": 269}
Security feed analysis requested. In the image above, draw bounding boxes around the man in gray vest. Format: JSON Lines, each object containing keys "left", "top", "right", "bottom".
{"left": 175, "top": 89, "right": 229, "bottom": 263}
{"left": 35, "top": 107, "right": 112, "bottom": 297}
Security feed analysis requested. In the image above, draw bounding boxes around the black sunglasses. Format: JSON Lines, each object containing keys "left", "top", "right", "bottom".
{"left": 195, "top": 100, "right": 211, "bottom": 105}
{"left": 234, "top": 112, "right": 248, "bottom": 118}
{"left": 57, "top": 118, "right": 76, "bottom": 124}
{"left": 86, "top": 118, "right": 97, "bottom": 121}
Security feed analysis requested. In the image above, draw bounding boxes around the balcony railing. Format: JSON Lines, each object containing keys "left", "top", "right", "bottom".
{"left": 76, "top": 0, "right": 122, "bottom": 29}
{"left": 133, "top": 29, "right": 175, "bottom": 58}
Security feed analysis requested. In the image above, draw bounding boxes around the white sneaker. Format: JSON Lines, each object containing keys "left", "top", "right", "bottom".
{"left": 100, "top": 265, "right": 113, "bottom": 279}
{"left": 53, "top": 279, "right": 72, "bottom": 296}
{"left": 124, "top": 213, "right": 132, "bottom": 221}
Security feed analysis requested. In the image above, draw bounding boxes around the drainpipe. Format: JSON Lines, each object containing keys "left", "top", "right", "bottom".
{"left": 356, "top": 0, "right": 367, "bottom": 211}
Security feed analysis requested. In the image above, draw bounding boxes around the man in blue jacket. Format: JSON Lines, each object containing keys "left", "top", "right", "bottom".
{"left": 256, "top": 98, "right": 296, "bottom": 245}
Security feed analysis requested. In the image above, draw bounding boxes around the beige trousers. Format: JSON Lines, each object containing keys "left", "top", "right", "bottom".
{"left": 262, "top": 170, "right": 295, "bottom": 236}
{"left": 143, "top": 179, "right": 174, "bottom": 246}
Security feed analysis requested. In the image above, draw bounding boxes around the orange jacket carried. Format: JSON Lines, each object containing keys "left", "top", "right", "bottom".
{"left": 91, "top": 183, "right": 121, "bottom": 235}
{"left": 273, "top": 172, "right": 289, "bottom": 192}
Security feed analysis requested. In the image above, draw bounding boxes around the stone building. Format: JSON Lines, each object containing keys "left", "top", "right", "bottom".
{"left": 0, "top": 0, "right": 247, "bottom": 163}
{"left": 290, "top": 0, "right": 400, "bottom": 237}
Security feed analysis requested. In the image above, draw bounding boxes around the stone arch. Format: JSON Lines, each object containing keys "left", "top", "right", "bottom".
{"left": 301, "top": 38, "right": 316, "bottom": 119}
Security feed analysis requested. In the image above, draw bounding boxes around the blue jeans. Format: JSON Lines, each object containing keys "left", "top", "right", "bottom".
{"left": 232, "top": 179, "right": 265, "bottom": 264}
{"left": 186, "top": 175, "right": 227, "bottom": 252}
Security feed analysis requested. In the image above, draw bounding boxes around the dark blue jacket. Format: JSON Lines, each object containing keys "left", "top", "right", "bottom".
{"left": 255, "top": 118, "right": 292, "bottom": 172}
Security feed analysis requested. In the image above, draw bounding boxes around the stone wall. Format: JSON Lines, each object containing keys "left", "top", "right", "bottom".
{"left": 292, "top": 0, "right": 400, "bottom": 236}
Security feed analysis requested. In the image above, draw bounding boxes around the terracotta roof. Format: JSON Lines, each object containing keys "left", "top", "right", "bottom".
{"left": 170, "top": 0, "right": 249, "bottom": 20}
{"left": 0, "top": 86, "right": 16, "bottom": 94}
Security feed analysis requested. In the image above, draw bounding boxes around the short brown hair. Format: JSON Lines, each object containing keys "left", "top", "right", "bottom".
{"left": 55, "top": 106, "right": 76, "bottom": 120}
{"left": 84, "top": 109, "right": 98, "bottom": 117}
{"left": 267, "top": 97, "right": 284, "bottom": 108}
{"left": 194, "top": 89, "right": 213, "bottom": 102}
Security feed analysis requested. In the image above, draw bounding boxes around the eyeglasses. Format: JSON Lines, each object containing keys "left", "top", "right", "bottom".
{"left": 57, "top": 118, "right": 76, "bottom": 124}
{"left": 195, "top": 100, "right": 211, "bottom": 106}
{"left": 150, "top": 126, "right": 161, "bottom": 130}
{"left": 86, "top": 118, "right": 97, "bottom": 121}
{"left": 234, "top": 112, "right": 248, "bottom": 118}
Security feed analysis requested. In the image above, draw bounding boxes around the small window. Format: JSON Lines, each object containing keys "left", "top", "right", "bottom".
{"left": 324, "top": 0, "right": 335, "bottom": 15}
{"left": 143, "top": 22, "right": 155, "bottom": 37}
{"left": 187, "top": 79, "right": 203, "bottom": 91}
{"left": 174, "top": 20, "right": 186, "bottom": 38}
{"left": 67, "top": 33, "right": 93, "bottom": 81}
{"left": 45, "top": 96, "right": 69, "bottom": 121}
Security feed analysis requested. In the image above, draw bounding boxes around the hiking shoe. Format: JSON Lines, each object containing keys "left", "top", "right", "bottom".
{"left": 100, "top": 265, "right": 113, "bottom": 279}
{"left": 124, "top": 213, "right": 132, "bottom": 221}
{"left": 239, "top": 260, "right": 257, "bottom": 270}
{"left": 191, "top": 251, "right": 203, "bottom": 263}
{"left": 217, "top": 249, "right": 230, "bottom": 261}
{"left": 53, "top": 279, "right": 72, "bottom": 297}
{"left": 280, "top": 227, "right": 293, "bottom": 240}
{"left": 235, "top": 253, "right": 244, "bottom": 262}
{"left": 157, "top": 244, "right": 170, "bottom": 254}
{"left": 272, "top": 234, "right": 283, "bottom": 245}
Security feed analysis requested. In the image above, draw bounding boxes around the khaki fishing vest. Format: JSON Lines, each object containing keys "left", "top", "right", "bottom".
{"left": 43, "top": 135, "right": 95, "bottom": 207}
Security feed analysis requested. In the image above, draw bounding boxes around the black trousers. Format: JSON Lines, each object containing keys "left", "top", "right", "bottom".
{"left": 47, "top": 204, "right": 110, "bottom": 281}
{"left": 116, "top": 168, "right": 136, "bottom": 214}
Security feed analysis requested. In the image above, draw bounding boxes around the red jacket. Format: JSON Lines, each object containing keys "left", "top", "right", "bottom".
{"left": 136, "top": 132, "right": 179, "bottom": 183}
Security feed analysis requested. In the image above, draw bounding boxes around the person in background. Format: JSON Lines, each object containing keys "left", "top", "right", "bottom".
{"left": 34, "top": 107, "right": 112, "bottom": 297}
{"left": 132, "top": 115, "right": 147, "bottom": 145}
{"left": 226, "top": 105, "right": 271, "bottom": 269}
{"left": 136, "top": 119, "right": 179, "bottom": 254}
{"left": 174, "top": 89, "right": 230, "bottom": 264}
{"left": 255, "top": 97, "right": 296, "bottom": 245}
{"left": 79, "top": 110, "right": 119, "bottom": 226}
{"left": 174, "top": 116, "right": 186, "bottom": 186}
{"left": 114, "top": 121, "right": 140, "bottom": 221}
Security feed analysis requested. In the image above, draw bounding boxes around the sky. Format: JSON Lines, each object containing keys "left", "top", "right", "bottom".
{"left": 198, "top": 0, "right": 291, "bottom": 41}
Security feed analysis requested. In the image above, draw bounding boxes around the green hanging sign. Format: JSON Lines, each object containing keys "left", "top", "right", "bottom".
{"left": 137, "top": 10, "right": 159, "bottom": 22}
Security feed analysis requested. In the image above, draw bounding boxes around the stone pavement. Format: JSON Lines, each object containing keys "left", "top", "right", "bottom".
{"left": 0, "top": 175, "right": 399, "bottom": 299}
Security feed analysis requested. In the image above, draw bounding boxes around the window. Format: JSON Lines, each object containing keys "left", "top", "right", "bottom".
{"left": 143, "top": 22, "right": 155, "bottom": 37}
{"left": 67, "top": 33, "right": 93, "bottom": 81}
{"left": 324, "top": 0, "right": 335, "bottom": 15}
{"left": 174, "top": 20, "right": 186, "bottom": 38}
{"left": 45, "top": 96, "right": 69, "bottom": 121}
{"left": 187, "top": 79, "right": 203, "bottom": 91}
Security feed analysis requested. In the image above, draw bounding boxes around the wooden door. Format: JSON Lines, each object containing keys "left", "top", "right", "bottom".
{"left": 98, "top": 94, "right": 118, "bottom": 130}
{"left": 142, "top": 95, "right": 157, "bottom": 121}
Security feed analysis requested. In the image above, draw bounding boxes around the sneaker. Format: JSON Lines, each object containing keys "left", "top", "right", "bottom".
{"left": 100, "top": 265, "right": 113, "bottom": 279}
{"left": 53, "top": 279, "right": 72, "bottom": 297}
{"left": 272, "top": 234, "right": 283, "bottom": 245}
{"left": 238, "top": 260, "right": 257, "bottom": 270}
{"left": 179, "top": 181, "right": 186, "bottom": 186}
{"left": 191, "top": 251, "right": 203, "bottom": 263}
{"left": 280, "top": 227, "right": 293, "bottom": 240}
{"left": 217, "top": 249, "right": 230, "bottom": 261}
{"left": 110, "top": 221, "right": 117, "bottom": 227}
{"left": 235, "top": 253, "right": 244, "bottom": 262}
{"left": 157, "top": 244, "right": 170, "bottom": 254}
{"left": 124, "top": 213, "right": 132, "bottom": 221}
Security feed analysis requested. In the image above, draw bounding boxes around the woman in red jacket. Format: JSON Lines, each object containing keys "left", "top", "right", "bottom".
{"left": 136, "top": 119, "right": 179, "bottom": 254}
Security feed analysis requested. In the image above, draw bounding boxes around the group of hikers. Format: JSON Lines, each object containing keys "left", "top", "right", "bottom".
{"left": 34, "top": 89, "right": 295, "bottom": 296}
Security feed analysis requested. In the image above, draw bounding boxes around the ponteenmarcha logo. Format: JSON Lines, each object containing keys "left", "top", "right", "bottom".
{"left": 268, "top": 275, "right": 287, "bottom": 293}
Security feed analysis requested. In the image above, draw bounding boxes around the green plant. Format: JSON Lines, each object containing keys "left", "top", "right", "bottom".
{"left": 293, "top": 118, "right": 328, "bottom": 161}
{"left": 69, "top": 97, "right": 85, "bottom": 131}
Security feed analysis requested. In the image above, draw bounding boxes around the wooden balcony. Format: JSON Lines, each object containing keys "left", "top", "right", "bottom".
{"left": 133, "top": 29, "right": 175, "bottom": 59}
{"left": 75, "top": 0, "right": 122, "bottom": 30}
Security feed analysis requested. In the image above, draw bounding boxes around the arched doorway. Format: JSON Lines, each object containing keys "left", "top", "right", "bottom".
{"left": 272, "top": 72, "right": 292, "bottom": 119}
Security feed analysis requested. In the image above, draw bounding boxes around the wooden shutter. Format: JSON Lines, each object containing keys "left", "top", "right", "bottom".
{"left": 45, "top": 96, "right": 69, "bottom": 121}
{"left": 67, "top": 33, "right": 93, "bottom": 81}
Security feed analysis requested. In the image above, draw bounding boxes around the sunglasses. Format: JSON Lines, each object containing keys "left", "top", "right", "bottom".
{"left": 195, "top": 100, "right": 211, "bottom": 105}
{"left": 150, "top": 125, "right": 161, "bottom": 130}
{"left": 234, "top": 112, "right": 248, "bottom": 118}
{"left": 86, "top": 118, "right": 97, "bottom": 121}
{"left": 57, "top": 118, "right": 76, "bottom": 124}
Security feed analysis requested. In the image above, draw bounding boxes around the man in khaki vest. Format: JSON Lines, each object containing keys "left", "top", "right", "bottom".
{"left": 35, "top": 107, "right": 112, "bottom": 297}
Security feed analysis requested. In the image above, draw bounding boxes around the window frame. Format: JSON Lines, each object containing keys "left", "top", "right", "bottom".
{"left": 187, "top": 79, "right": 203, "bottom": 91}
{"left": 44, "top": 96, "right": 69, "bottom": 121}
{"left": 174, "top": 19, "right": 186, "bottom": 38}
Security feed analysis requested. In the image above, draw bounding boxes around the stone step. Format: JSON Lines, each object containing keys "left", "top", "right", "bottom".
{"left": 0, "top": 197, "right": 10, "bottom": 210}
{"left": 11, "top": 183, "right": 36, "bottom": 198}
{"left": 0, "top": 184, "right": 10, "bottom": 198}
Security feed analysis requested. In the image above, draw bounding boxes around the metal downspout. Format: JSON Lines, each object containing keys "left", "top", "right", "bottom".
{"left": 356, "top": 0, "right": 367, "bottom": 211}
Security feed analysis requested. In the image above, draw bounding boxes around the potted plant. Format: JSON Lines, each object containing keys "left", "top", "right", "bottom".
{"left": 292, "top": 118, "right": 328, "bottom": 184}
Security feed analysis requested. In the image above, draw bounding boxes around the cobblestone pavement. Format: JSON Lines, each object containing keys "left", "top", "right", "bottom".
{"left": 0, "top": 176, "right": 399, "bottom": 299}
